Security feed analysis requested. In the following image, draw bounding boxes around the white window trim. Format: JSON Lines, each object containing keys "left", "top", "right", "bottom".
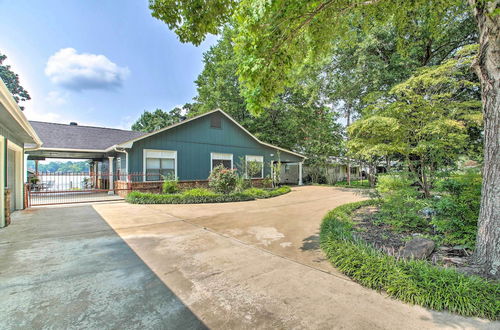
{"left": 210, "top": 152, "right": 233, "bottom": 171}
{"left": 245, "top": 155, "right": 264, "bottom": 179}
{"left": 143, "top": 149, "right": 177, "bottom": 182}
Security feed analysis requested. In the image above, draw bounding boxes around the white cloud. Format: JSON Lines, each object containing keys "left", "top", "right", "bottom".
{"left": 45, "top": 90, "right": 67, "bottom": 106}
{"left": 45, "top": 48, "right": 130, "bottom": 91}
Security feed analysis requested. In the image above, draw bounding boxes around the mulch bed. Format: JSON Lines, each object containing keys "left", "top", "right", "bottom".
{"left": 351, "top": 206, "right": 483, "bottom": 277}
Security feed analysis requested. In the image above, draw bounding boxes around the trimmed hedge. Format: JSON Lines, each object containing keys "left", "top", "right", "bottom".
{"left": 126, "top": 186, "right": 291, "bottom": 204}
{"left": 126, "top": 191, "right": 254, "bottom": 204}
{"left": 242, "top": 186, "right": 291, "bottom": 198}
{"left": 319, "top": 200, "right": 500, "bottom": 320}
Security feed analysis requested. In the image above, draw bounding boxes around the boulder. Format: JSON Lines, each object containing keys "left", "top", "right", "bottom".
{"left": 399, "top": 238, "right": 435, "bottom": 260}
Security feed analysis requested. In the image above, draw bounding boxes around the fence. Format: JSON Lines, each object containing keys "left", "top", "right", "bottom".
{"left": 26, "top": 172, "right": 271, "bottom": 206}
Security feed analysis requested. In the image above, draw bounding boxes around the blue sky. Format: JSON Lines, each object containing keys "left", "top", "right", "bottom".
{"left": 0, "top": 0, "right": 216, "bottom": 129}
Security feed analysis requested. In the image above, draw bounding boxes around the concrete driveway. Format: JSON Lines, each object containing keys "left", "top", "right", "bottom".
{"left": 1, "top": 186, "right": 497, "bottom": 329}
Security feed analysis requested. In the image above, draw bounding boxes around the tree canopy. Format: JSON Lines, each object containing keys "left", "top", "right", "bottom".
{"left": 188, "top": 27, "right": 344, "bottom": 165}
{"left": 0, "top": 52, "right": 31, "bottom": 109}
{"left": 150, "top": 0, "right": 474, "bottom": 114}
{"left": 131, "top": 107, "right": 185, "bottom": 132}
{"left": 349, "top": 45, "right": 482, "bottom": 195}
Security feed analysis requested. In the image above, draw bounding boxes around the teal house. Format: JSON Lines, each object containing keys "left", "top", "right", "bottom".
{"left": 27, "top": 110, "right": 305, "bottom": 196}
{"left": 116, "top": 109, "right": 305, "bottom": 183}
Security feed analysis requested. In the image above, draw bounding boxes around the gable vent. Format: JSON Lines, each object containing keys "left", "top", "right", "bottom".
{"left": 210, "top": 114, "right": 222, "bottom": 129}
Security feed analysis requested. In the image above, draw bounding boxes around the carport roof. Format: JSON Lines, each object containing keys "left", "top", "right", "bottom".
{"left": 29, "top": 121, "right": 146, "bottom": 151}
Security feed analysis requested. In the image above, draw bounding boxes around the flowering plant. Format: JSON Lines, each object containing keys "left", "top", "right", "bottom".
{"left": 208, "top": 165, "right": 238, "bottom": 194}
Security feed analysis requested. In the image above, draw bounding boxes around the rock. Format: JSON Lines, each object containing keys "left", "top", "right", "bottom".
{"left": 399, "top": 238, "right": 435, "bottom": 260}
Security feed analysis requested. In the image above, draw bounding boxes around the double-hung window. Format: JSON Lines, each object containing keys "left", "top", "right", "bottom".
{"left": 211, "top": 153, "right": 233, "bottom": 170}
{"left": 245, "top": 155, "right": 264, "bottom": 178}
{"left": 144, "top": 150, "right": 177, "bottom": 181}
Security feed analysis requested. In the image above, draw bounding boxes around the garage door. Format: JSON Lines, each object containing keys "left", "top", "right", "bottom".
{"left": 7, "top": 148, "right": 16, "bottom": 212}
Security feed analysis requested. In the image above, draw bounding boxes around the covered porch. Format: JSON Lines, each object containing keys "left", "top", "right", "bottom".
{"left": 25, "top": 148, "right": 126, "bottom": 206}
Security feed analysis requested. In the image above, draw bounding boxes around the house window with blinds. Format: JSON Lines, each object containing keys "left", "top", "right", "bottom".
{"left": 245, "top": 155, "right": 264, "bottom": 178}
{"left": 211, "top": 153, "right": 233, "bottom": 170}
{"left": 144, "top": 150, "right": 177, "bottom": 181}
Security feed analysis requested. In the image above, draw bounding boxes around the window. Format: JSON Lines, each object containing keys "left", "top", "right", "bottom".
{"left": 210, "top": 114, "right": 222, "bottom": 128}
{"left": 211, "top": 153, "right": 233, "bottom": 170}
{"left": 116, "top": 157, "right": 121, "bottom": 174}
{"left": 245, "top": 155, "right": 264, "bottom": 178}
{"left": 144, "top": 150, "right": 177, "bottom": 181}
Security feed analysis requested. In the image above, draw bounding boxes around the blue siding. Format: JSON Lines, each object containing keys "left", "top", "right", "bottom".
{"left": 127, "top": 113, "right": 303, "bottom": 180}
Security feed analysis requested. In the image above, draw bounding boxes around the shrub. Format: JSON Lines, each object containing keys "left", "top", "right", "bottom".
{"left": 235, "top": 175, "right": 252, "bottom": 192}
{"left": 162, "top": 175, "right": 179, "bottom": 194}
{"left": 182, "top": 188, "right": 217, "bottom": 197}
{"left": 375, "top": 173, "right": 430, "bottom": 231}
{"left": 126, "top": 190, "right": 254, "bottom": 204}
{"left": 126, "top": 186, "right": 291, "bottom": 204}
{"left": 208, "top": 165, "right": 238, "bottom": 194}
{"left": 431, "top": 170, "right": 481, "bottom": 248}
{"left": 242, "top": 186, "right": 291, "bottom": 199}
{"left": 243, "top": 187, "right": 266, "bottom": 197}
{"left": 320, "top": 200, "right": 499, "bottom": 320}
{"left": 261, "top": 176, "right": 273, "bottom": 188}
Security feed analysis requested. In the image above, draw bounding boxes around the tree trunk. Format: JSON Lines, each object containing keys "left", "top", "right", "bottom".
{"left": 469, "top": 0, "right": 500, "bottom": 279}
{"left": 346, "top": 109, "right": 351, "bottom": 185}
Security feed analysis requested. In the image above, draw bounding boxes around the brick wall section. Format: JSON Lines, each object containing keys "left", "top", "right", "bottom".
{"left": 4, "top": 188, "right": 11, "bottom": 226}
{"left": 115, "top": 178, "right": 271, "bottom": 197}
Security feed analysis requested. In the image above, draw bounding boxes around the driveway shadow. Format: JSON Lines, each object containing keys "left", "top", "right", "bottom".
{"left": 0, "top": 205, "right": 206, "bottom": 329}
{"left": 300, "top": 234, "right": 320, "bottom": 251}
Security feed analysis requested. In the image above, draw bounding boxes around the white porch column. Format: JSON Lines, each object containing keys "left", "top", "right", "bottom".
{"left": 108, "top": 156, "right": 114, "bottom": 195}
{"left": 298, "top": 162, "right": 303, "bottom": 186}
{"left": 24, "top": 154, "right": 28, "bottom": 183}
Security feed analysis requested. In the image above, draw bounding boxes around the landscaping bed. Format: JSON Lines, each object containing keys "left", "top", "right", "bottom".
{"left": 126, "top": 186, "right": 291, "bottom": 204}
{"left": 319, "top": 200, "right": 500, "bottom": 320}
{"left": 351, "top": 206, "right": 476, "bottom": 273}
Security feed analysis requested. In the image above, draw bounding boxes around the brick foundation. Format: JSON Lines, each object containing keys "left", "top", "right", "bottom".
{"left": 4, "top": 188, "right": 11, "bottom": 226}
{"left": 115, "top": 178, "right": 271, "bottom": 197}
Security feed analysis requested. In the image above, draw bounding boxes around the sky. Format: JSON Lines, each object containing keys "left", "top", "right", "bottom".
{"left": 0, "top": 0, "right": 216, "bottom": 130}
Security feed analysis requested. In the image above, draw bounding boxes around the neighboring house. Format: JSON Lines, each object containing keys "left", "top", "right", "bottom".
{"left": 27, "top": 109, "right": 305, "bottom": 196}
{"left": 0, "top": 79, "right": 41, "bottom": 227}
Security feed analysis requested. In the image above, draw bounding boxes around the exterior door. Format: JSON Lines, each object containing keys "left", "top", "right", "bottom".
{"left": 7, "top": 148, "right": 16, "bottom": 212}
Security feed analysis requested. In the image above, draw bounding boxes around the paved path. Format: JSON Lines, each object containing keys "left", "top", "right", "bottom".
{"left": 91, "top": 186, "right": 496, "bottom": 329}
{"left": 0, "top": 205, "right": 205, "bottom": 329}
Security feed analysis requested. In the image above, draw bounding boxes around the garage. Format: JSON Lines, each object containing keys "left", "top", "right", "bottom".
{"left": 0, "top": 80, "right": 42, "bottom": 227}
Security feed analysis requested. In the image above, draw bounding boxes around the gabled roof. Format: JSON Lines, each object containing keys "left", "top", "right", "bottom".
{"left": 115, "top": 109, "right": 306, "bottom": 159}
{"left": 0, "top": 80, "right": 41, "bottom": 147}
{"left": 29, "top": 121, "right": 146, "bottom": 151}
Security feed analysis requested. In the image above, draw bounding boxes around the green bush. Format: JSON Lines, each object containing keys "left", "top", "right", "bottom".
{"left": 243, "top": 186, "right": 291, "bottom": 198}
{"left": 126, "top": 190, "right": 253, "bottom": 204}
{"left": 431, "top": 171, "right": 481, "bottom": 248}
{"left": 162, "top": 175, "right": 179, "bottom": 194}
{"left": 375, "top": 173, "right": 430, "bottom": 231}
{"left": 182, "top": 188, "right": 218, "bottom": 197}
{"left": 208, "top": 165, "right": 238, "bottom": 194}
{"left": 320, "top": 200, "right": 499, "bottom": 320}
{"left": 235, "top": 175, "right": 252, "bottom": 192}
{"left": 127, "top": 186, "right": 291, "bottom": 204}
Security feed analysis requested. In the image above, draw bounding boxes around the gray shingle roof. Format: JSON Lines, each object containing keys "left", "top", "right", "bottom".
{"left": 30, "top": 121, "right": 146, "bottom": 150}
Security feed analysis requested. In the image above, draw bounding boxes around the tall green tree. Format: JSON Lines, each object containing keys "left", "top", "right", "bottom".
{"left": 0, "top": 52, "right": 31, "bottom": 109}
{"left": 131, "top": 107, "right": 185, "bottom": 132}
{"left": 349, "top": 45, "right": 482, "bottom": 196}
{"left": 150, "top": 0, "right": 500, "bottom": 278}
{"left": 190, "top": 27, "right": 343, "bottom": 165}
